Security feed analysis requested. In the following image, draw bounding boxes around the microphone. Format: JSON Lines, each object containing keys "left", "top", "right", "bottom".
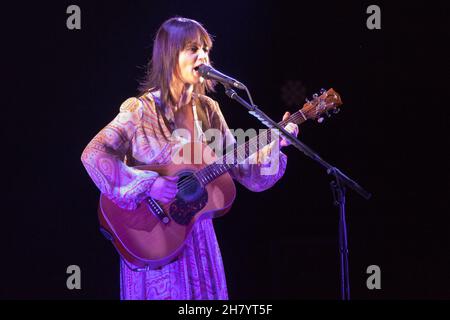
{"left": 195, "top": 64, "right": 246, "bottom": 90}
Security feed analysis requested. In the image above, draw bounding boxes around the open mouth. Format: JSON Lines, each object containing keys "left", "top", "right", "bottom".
{"left": 193, "top": 64, "right": 205, "bottom": 74}
{"left": 193, "top": 64, "right": 203, "bottom": 72}
{"left": 193, "top": 65, "right": 202, "bottom": 77}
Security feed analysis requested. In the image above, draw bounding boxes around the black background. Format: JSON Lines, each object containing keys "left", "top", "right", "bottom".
{"left": 1, "top": 1, "right": 448, "bottom": 299}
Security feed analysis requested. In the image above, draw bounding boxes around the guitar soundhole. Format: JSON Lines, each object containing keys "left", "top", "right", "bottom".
{"left": 170, "top": 171, "right": 208, "bottom": 226}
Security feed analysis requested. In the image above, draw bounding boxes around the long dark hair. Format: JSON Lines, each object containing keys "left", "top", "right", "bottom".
{"left": 139, "top": 17, "right": 216, "bottom": 109}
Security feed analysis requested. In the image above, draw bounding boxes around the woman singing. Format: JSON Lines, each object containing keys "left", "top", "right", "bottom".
{"left": 81, "top": 16, "right": 298, "bottom": 300}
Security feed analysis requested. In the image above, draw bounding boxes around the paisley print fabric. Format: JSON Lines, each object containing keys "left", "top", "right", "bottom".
{"left": 81, "top": 92, "right": 287, "bottom": 299}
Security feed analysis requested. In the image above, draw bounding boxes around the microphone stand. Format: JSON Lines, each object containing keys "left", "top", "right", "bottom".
{"left": 224, "top": 86, "right": 371, "bottom": 300}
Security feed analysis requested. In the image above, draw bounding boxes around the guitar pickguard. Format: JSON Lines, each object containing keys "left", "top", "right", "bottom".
{"left": 169, "top": 191, "right": 208, "bottom": 225}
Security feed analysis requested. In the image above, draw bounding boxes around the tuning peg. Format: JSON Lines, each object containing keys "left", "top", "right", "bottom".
{"left": 312, "top": 93, "right": 318, "bottom": 99}
{"left": 326, "top": 111, "right": 332, "bottom": 118}
{"left": 305, "top": 97, "right": 310, "bottom": 103}
{"left": 333, "top": 108, "right": 340, "bottom": 114}
{"left": 317, "top": 117, "right": 325, "bottom": 123}
{"left": 320, "top": 88, "right": 326, "bottom": 94}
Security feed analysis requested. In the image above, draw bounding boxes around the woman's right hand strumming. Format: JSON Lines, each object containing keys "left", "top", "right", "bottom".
{"left": 148, "top": 176, "right": 179, "bottom": 204}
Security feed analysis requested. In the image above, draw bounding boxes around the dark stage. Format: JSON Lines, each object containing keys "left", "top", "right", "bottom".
{"left": 2, "top": 1, "right": 448, "bottom": 300}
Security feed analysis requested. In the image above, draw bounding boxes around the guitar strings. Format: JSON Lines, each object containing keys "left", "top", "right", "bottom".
{"left": 176, "top": 130, "right": 275, "bottom": 192}
{"left": 176, "top": 98, "right": 335, "bottom": 192}
{"left": 176, "top": 112, "right": 305, "bottom": 191}
{"left": 176, "top": 108, "right": 323, "bottom": 192}
{"left": 176, "top": 120, "right": 285, "bottom": 191}
{"left": 175, "top": 113, "right": 305, "bottom": 192}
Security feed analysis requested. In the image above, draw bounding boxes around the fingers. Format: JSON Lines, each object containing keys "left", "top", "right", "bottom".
{"left": 148, "top": 175, "right": 179, "bottom": 203}
{"left": 156, "top": 189, "right": 178, "bottom": 204}
{"left": 285, "top": 123, "right": 299, "bottom": 136}
{"left": 164, "top": 176, "right": 179, "bottom": 192}
{"left": 164, "top": 188, "right": 178, "bottom": 197}
{"left": 160, "top": 196, "right": 175, "bottom": 204}
{"left": 164, "top": 183, "right": 178, "bottom": 193}
{"left": 162, "top": 177, "right": 178, "bottom": 202}
{"left": 159, "top": 197, "right": 172, "bottom": 204}
{"left": 282, "top": 111, "right": 299, "bottom": 139}
{"left": 280, "top": 122, "right": 299, "bottom": 148}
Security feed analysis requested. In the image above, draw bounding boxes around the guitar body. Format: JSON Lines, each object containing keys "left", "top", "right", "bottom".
{"left": 98, "top": 142, "right": 236, "bottom": 270}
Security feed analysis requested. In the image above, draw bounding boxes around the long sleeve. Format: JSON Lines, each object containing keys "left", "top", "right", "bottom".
{"left": 208, "top": 99, "right": 287, "bottom": 192}
{"left": 81, "top": 97, "right": 159, "bottom": 210}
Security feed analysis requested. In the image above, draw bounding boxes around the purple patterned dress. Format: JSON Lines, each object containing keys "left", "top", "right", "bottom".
{"left": 81, "top": 91, "right": 287, "bottom": 299}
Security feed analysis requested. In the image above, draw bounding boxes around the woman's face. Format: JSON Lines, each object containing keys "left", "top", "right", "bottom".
{"left": 176, "top": 41, "right": 209, "bottom": 85}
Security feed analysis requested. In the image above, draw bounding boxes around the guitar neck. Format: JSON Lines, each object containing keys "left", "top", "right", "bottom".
{"left": 195, "top": 88, "right": 342, "bottom": 186}
{"left": 195, "top": 110, "right": 308, "bottom": 185}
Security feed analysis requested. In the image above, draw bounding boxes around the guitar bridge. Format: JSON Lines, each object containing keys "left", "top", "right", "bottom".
{"left": 145, "top": 198, "right": 170, "bottom": 224}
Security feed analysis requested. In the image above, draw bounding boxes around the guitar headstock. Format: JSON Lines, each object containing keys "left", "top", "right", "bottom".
{"left": 300, "top": 88, "right": 343, "bottom": 123}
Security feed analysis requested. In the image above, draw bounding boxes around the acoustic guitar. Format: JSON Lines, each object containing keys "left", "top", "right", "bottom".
{"left": 98, "top": 88, "right": 342, "bottom": 270}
